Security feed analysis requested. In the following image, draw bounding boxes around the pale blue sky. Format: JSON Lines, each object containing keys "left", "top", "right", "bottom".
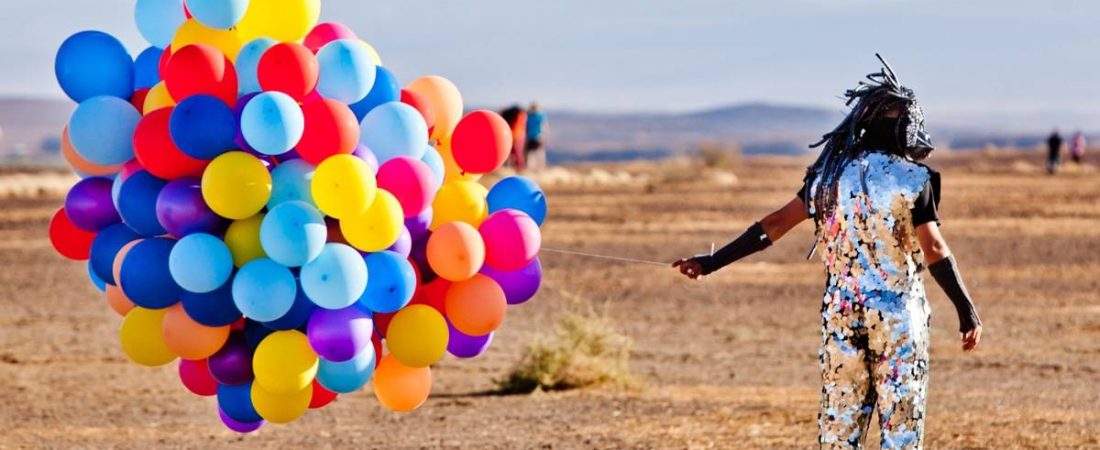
{"left": 2, "top": 0, "right": 1099, "bottom": 117}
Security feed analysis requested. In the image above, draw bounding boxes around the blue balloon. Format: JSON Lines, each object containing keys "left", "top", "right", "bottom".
{"left": 134, "top": 46, "right": 163, "bottom": 90}
{"left": 170, "top": 95, "right": 238, "bottom": 159}
{"left": 301, "top": 243, "right": 368, "bottom": 310}
{"left": 232, "top": 258, "right": 296, "bottom": 322}
{"left": 235, "top": 38, "right": 277, "bottom": 95}
{"left": 88, "top": 261, "right": 107, "bottom": 292}
{"left": 134, "top": 0, "right": 186, "bottom": 49}
{"left": 268, "top": 159, "right": 317, "bottom": 208}
{"left": 243, "top": 319, "right": 274, "bottom": 350}
{"left": 261, "top": 281, "right": 316, "bottom": 331}
{"left": 487, "top": 176, "right": 548, "bottom": 226}
{"left": 420, "top": 145, "right": 445, "bottom": 190}
{"left": 316, "top": 39, "right": 377, "bottom": 104}
{"left": 358, "top": 251, "right": 416, "bottom": 313}
{"left": 117, "top": 170, "right": 168, "bottom": 236}
{"left": 169, "top": 233, "right": 233, "bottom": 293}
{"left": 359, "top": 102, "right": 428, "bottom": 164}
{"left": 186, "top": 0, "right": 249, "bottom": 29}
{"left": 89, "top": 223, "right": 141, "bottom": 285}
{"left": 259, "top": 201, "right": 327, "bottom": 267}
{"left": 181, "top": 283, "right": 242, "bottom": 327}
{"left": 316, "top": 345, "right": 376, "bottom": 394}
{"left": 349, "top": 66, "right": 399, "bottom": 121}
{"left": 217, "top": 382, "right": 262, "bottom": 423}
{"left": 55, "top": 31, "right": 134, "bottom": 102}
{"left": 240, "top": 92, "right": 304, "bottom": 156}
{"left": 120, "top": 237, "right": 183, "bottom": 309}
{"left": 68, "top": 96, "right": 141, "bottom": 166}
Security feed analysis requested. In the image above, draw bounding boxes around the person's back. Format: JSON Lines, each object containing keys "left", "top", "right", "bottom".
{"left": 1047, "top": 130, "right": 1063, "bottom": 174}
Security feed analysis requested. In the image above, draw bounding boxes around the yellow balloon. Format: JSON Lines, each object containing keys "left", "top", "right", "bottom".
{"left": 224, "top": 213, "right": 267, "bottom": 267}
{"left": 143, "top": 82, "right": 176, "bottom": 114}
{"left": 312, "top": 154, "right": 377, "bottom": 219}
{"left": 119, "top": 307, "right": 176, "bottom": 367}
{"left": 386, "top": 305, "right": 449, "bottom": 368}
{"left": 172, "top": 19, "right": 244, "bottom": 62}
{"left": 253, "top": 330, "right": 318, "bottom": 394}
{"left": 406, "top": 76, "right": 463, "bottom": 141}
{"left": 437, "top": 139, "right": 481, "bottom": 182}
{"left": 431, "top": 180, "right": 488, "bottom": 229}
{"left": 237, "top": 0, "right": 320, "bottom": 43}
{"left": 202, "top": 151, "right": 272, "bottom": 220}
{"left": 359, "top": 40, "right": 382, "bottom": 66}
{"left": 340, "top": 189, "right": 403, "bottom": 252}
{"left": 251, "top": 383, "right": 312, "bottom": 424}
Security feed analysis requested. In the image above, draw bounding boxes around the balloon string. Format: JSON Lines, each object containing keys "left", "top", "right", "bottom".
{"left": 539, "top": 247, "right": 671, "bottom": 267}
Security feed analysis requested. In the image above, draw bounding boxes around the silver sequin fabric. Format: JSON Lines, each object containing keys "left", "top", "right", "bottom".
{"left": 808, "top": 152, "right": 933, "bottom": 449}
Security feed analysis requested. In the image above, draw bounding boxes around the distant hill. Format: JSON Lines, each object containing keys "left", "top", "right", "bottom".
{"left": 0, "top": 97, "right": 72, "bottom": 161}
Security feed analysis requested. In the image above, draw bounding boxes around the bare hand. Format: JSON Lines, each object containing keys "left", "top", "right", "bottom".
{"left": 672, "top": 258, "right": 704, "bottom": 280}
{"left": 961, "top": 325, "right": 982, "bottom": 352}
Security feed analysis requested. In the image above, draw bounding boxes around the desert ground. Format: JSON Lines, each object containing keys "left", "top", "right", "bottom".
{"left": 0, "top": 150, "right": 1098, "bottom": 449}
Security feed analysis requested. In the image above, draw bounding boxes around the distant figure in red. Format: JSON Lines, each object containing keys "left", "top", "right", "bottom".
{"left": 1070, "top": 131, "right": 1086, "bottom": 164}
{"left": 500, "top": 104, "right": 528, "bottom": 171}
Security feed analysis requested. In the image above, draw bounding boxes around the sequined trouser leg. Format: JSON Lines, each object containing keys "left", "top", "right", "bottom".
{"left": 817, "top": 289, "right": 931, "bottom": 449}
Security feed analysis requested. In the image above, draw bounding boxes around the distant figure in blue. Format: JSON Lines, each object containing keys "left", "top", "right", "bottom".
{"left": 524, "top": 102, "right": 549, "bottom": 170}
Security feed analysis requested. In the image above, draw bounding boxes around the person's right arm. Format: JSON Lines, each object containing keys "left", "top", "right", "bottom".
{"left": 673, "top": 196, "right": 807, "bottom": 279}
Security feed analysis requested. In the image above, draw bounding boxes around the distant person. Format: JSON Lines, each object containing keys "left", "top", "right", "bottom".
{"left": 500, "top": 104, "right": 528, "bottom": 171}
{"left": 1047, "top": 129, "right": 1063, "bottom": 174}
{"left": 673, "top": 55, "right": 981, "bottom": 448}
{"left": 1070, "top": 131, "right": 1085, "bottom": 164}
{"left": 525, "top": 102, "right": 548, "bottom": 170}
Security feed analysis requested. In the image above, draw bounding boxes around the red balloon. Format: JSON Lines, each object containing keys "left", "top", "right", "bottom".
{"left": 410, "top": 277, "right": 449, "bottom": 314}
{"left": 373, "top": 311, "right": 395, "bottom": 338}
{"left": 164, "top": 44, "right": 237, "bottom": 106}
{"left": 158, "top": 45, "right": 172, "bottom": 80}
{"left": 450, "top": 110, "right": 512, "bottom": 174}
{"left": 304, "top": 22, "right": 357, "bottom": 53}
{"left": 308, "top": 380, "right": 338, "bottom": 409}
{"left": 258, "top": 42, "right": 318, "bottom": 102}
{"left": 400, "top": 89, "right": 436, "bottom": 130}
{"left": 133, "top": 109, "right": 209, "bottom": 180}
{"left": 130, "top": 88, "right": 151, "bottom": 114}
{"left": 372, "top": 334, "right": 383, "bottom": 369}
{"left": 178, "top": 358, "right": 218, "bottom": 396}
{"left": 297, "top": 99, "right": 360, "bottom": 165}
{"left": 49, "top": 208, "right": 96, "bottom": 260}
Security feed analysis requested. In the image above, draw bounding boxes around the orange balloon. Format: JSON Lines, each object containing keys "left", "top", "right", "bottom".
{"left": 426, "top": 222, "right": 485, "bottom": 281}
{"left": 444, "top": 274, "right": 506, "bottom": 336}
{"left": 106, "top": 285, "right": 135, "bottom": 317}
{"left": 113, "top": 239, "right": 142, "bottom": 286}
{"left": 406, "top": 76, "right": 462, "bottom": 141}
{"left": 162, "top": 303, "right": 231, "bottom": 360}
{"left": 61, "top": 127, "right": 122, "bottom": 176}
{"left": 372, "top": 354, "right": 431, "bottom": 412}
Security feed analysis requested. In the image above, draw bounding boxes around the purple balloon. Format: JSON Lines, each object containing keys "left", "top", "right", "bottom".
{"left": 409, "top": 233, "right": 436, "bottom": 282}
{"left": 447, "top": 322, "right": 493, "bottom": 358}
{"left": 65, "top": 177, "right": 120, "bottom": 231}
{"left": 307, "top": 306, "right": 374, "bottom": 362}
{"left": 156, "top": 177, "right": 227, "bottom": 237}
{"left": 386, "top": 226, "right": 412, "bottom": 257}
{"left": 405, "top": 207, "right": 432, "bottom": 242}
{"left": 352, "top": 143, "right": 379, "bottom": 173}
{"left": 481, "top": 257, "right": 542, "bottom": 305}
{"left": 208, "top": 332, "right": 254, "bottom": 386}
{"left": 218, "top": 406, "right": 264, "bottom": 433}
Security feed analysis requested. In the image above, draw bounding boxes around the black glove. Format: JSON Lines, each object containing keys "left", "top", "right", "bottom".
{"left": 693, "top": 222, "right": 773, "bottom": 275}
{"left": 928, "top": 255, "right": 982, "bottom": 333}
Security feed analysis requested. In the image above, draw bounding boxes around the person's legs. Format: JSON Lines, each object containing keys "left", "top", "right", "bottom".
{"left": 865, "top": 289, "right": 931, "bottom": 450}
{"left": 819, "top": 300, "right": 877, "bottom": 448}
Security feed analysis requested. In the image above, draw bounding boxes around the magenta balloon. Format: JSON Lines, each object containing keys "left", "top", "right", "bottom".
{"left": 386, "top": 226, "right": 411, "bottom": 258}
{"left": 156, "top": 177, "right": 228, "bottom": 238}
{"left": 480, "top": 257, "right": 542, "bottom": 305}
{"left": 352, "top": 143, "right": 378, "bottom": 173}
{"left": 405, "top": 207, "right": 432, "bottom": 242}
{"left": 65, "top": 177, "right": 120, "bottom": 231}
{"left": 447, "top": 322, "right": 493, "bottom": 358}
{"left": 218, "top": 406, "right": 265, "bottom": 433}
{"left": 377, "top": 157, "right": 434, "bottom": 217}
{"left": 307, "top": 306, "right": 374, "bottom": 362}
{"left": 208, "top": 332, "right": 254, "bottom": 386}
{"left": 479, "top": 209, "right": 541, "bottom": 271}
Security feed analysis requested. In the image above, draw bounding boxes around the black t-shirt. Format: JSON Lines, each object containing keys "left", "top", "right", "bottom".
{"left": 795, "top": 175, "right": 940, "bottom": 226}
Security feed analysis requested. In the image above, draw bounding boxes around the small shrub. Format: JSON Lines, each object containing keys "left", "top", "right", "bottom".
{"left": 694, "top": 142, "right": 742, "bottom": 170}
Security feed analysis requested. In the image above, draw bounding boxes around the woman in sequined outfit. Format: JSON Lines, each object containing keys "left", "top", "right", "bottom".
{"left": 673, "top": 55, "right": 982, "bottom": 450}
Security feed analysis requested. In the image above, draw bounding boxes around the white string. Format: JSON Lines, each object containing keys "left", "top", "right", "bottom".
{"left": 539, "top": 247, "right": 671, "bottom": 267}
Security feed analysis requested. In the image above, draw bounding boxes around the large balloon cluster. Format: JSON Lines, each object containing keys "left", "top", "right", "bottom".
{"left": 48, "top": 0, "right": 548, "bottom": 432}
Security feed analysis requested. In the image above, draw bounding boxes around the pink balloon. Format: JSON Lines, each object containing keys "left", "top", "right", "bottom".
{"left": 478, "top": 209, "right": 540, "bottom": 271}
{"left": 304, "top": 22, "right": 358, "bottom": 53}
{"left": 377, "top": 157, "right": 436, "bottom": 218}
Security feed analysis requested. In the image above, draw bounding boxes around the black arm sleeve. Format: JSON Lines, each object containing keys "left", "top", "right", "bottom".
{"left": 692, "top": 222, "right": 773, "bottom": 275}
{"left": 928, "top": 255, "right": 982, "bottom": 333}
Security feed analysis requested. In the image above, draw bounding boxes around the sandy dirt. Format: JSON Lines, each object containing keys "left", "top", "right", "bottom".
{"left": 0, "top": 151, "right": 1098, "bottom": 449}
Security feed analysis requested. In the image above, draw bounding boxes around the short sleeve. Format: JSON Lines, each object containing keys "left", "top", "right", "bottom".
{"left": 911, "top": 176, "right": 941, "bottom": 226}
{"left": 795, "top": 180, "right": 812, "bottom": 217}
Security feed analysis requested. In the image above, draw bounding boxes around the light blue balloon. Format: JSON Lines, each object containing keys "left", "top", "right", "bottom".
{"left": 487, "top": 176, "right": 548, "bottom": 226}
{"left": 317, "top": 345, "right": 376, "bottom": 394}
{"left": 259, "top": 201, "right": 327, "bottom": 267}
{"left": 420, "top": 145, "right": 445, "bottom": 190}
{"left": 300, "top": 243, "right": 368, "bottom": 310}
{"left": 186, "top": 0, "right": 249, "bottom": 29}
{"left": 358, "top": 251, "right": 416, "bottom": 313}
{"left": 359, "top": 102, "right": 428, "bottom": 164}
{"left": 169, "top": 233, "right": 233, "bottom": 293}
{"left": 235, "top": 38, "right": 277, "bottom": 95}
{"left": 88, "top": 261, "right": 107, "bottom": 292}
{"left": 241, "top": 92, "right": 305, "bottom": 156}
{"left": 232, "top": 258, "right": 296, "bottom": 322}
{"left": 69, "top": 96, "right": 141, "bottom": 166}
{"left": 316, "top": 39, "right": 377, "bottom": 104}
{"left": 134, "top": 46, "right": 163, "bottom": 90}
{"left": 268, "top": 159, "right": 317, "bottom": 208}
{"left": 134, "top": 0, "right": 186, "bottom": 49}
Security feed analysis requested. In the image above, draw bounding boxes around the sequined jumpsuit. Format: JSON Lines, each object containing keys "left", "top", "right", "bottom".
{"left": 807, "top": 152, "right": 933, "bottom": 449}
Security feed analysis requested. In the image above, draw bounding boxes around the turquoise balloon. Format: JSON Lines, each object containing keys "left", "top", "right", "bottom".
{"left": 268, "top": 159, "right": 316, "bottom": 208}
{"left": 358, "top": 251, "right": 416, "bottom": 313}
{"left": 259, "top": 201, "right": 326, "bottom": 267}
{"left": 420, "top": 145, "right": 444, "bottom": 190}
{"left": 316, "top": 39, "right": 377, "bottom": 104}
{"left": 186, "top": 0, "right": 249, "bottom": 29}
{"left": 235, "top": 38, "right": 277, "bottom": 95}
{"left": 69, "top": 96, "right": 141, "bottom": 166}
{"left": 359, "top": 102, "right": 428, "bottom": 164}
{"left": 134, "top": 0, "right": 186, "bottom": 49}
{"left": 300, "top": 243, "right": 368, "bottom": 310}
{"left": 55, "top": 31, "right": 134, "bottom": 102}
{"left": 316, "top": 345, "right": 376, "bottom": 394}
{"left": 241, "top": 92, "right": 305, "bottom": 156}
{"left": 169, "top": 233, "right": 233, "bottom": 293}
{"left": 232, "top": 258, "right": 296, "bottom": 322}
